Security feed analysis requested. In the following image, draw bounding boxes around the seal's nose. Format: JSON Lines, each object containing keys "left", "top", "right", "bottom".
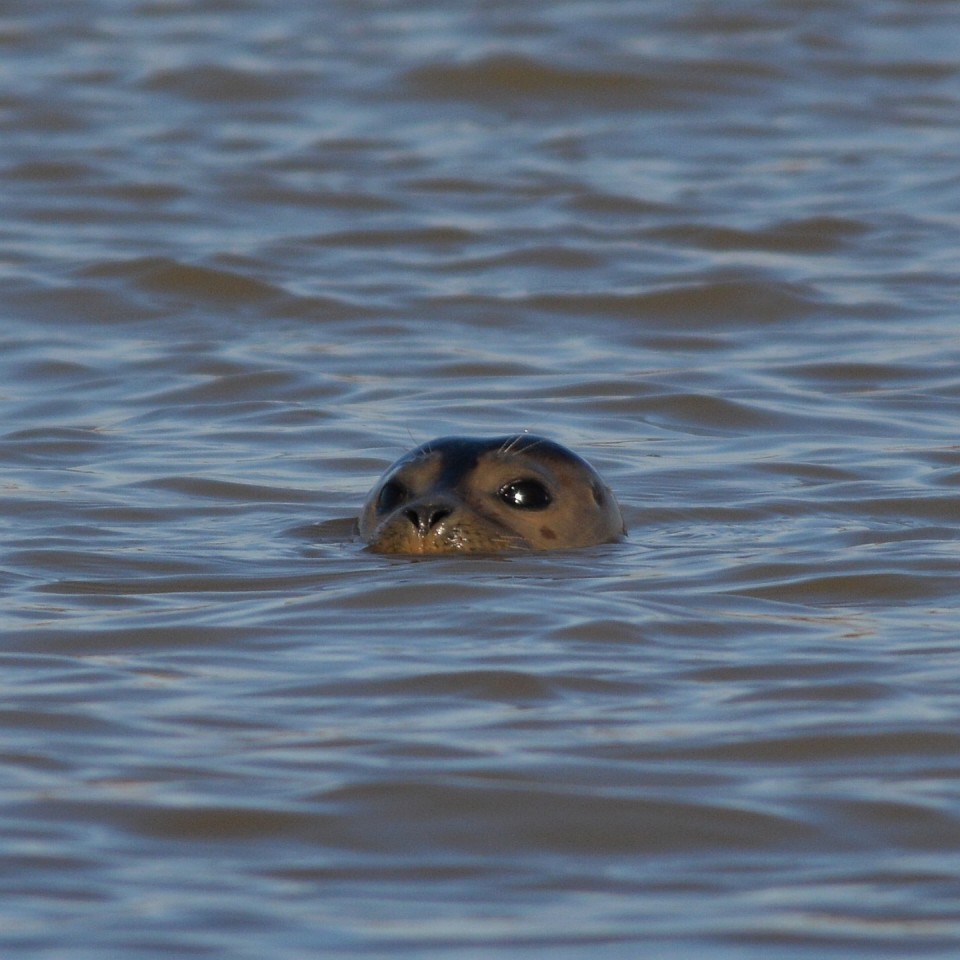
{"left": 403, "top": 503, "right": 452, "bottom": 535}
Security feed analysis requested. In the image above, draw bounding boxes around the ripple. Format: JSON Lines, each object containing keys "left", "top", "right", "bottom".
{"left": 731, "top": 570, "right": 958, "bottom": 605}
{"left": 0, "top": 426, "right": 111, "bottom": 465}
{"left": 80, "top": 257, "right": 284, "bottom": 304}
{"left": 403, "top": 51, "right": 780, "bottom": 110}
{"left": 314, "top": 780, "right": 817, "bottom": 856}
{"left": 3, "top": 160, "right": 97, "bottom": 182}
{"left": 649, "top": 216, "right": 870, "bottom": 254}
{"left": 141, "top": 476, "right": 320, "bottom": 504}
{"left": 132, "top": 368, "right": 307, "bottom": 405}
{"left": 525, "top": 278, "right": 822, "bottom": 326}
{"left": 307, "top": 226, "right": 477, "bottom": 249}
{"left": 278, "top": 669, "right": 638, "bottom": 704}
{"left": 404, "top": 53, "right": 669, "bottom": 107}
{"left": 142, "top": 63, "right": 308, "bottom": 103}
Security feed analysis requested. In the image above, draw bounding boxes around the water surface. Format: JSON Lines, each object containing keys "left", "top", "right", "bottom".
{"left": 2, "top": 1, "right": 960, "bottom": 957}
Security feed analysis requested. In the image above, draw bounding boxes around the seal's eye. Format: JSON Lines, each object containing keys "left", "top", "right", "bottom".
{"left": 498, "top": 478, "right": 552, "bottom": 510}
{"left": 377, "top": 480, "right": 407, "bottom": 513}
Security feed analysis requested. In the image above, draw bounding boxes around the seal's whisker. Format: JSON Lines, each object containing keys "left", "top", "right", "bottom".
{"left": 514, "top": 435, "right": 545, "bottom": 456}
{"left": 499, "top": 433, "right": 528, "bottom": 456}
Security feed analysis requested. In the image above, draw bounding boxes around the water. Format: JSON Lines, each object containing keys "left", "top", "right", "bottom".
{"left": 2, "top": 1, "right": 960, "bottom": 957}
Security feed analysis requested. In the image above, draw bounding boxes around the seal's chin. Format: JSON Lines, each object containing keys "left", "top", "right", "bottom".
{"left": 365, "top": 513, "right": 527, "bottom": 556}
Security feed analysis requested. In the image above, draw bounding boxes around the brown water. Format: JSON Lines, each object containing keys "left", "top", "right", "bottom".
{"left": 3, "top": 1, "right": 960, "bottom": 957}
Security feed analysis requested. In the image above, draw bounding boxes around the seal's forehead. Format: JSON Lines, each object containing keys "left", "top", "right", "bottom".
{"left": 408, "top": 435, "right": 581, "bottom": 465}
{"left": 396, "top": 436, "right": 493, "bottom": 488}
{"left": 487, "top": 434, "right": 589, "bottom": 467}
{"left": 397, "top": 436, "right": 482, "bottom": 474}
{"left": 407, "top": 436, "right": 493, "bottom": 461}
{"left": 394, "top": 435, "right": 593, "bottom": 489}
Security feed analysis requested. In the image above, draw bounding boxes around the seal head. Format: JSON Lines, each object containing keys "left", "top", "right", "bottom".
{"left": 358, "top": 435, "right": 625, "bottom": 555}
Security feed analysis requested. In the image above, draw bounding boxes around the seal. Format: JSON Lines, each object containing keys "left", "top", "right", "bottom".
{"left": 358, "top": 434, "right": 625, "bottom": 555}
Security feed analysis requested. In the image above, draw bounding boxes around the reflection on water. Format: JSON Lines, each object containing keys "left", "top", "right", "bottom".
{"left": 3, "top": 0, "right": 960, "bottom": 957}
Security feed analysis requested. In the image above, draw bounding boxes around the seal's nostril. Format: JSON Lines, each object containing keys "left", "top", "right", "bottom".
{"left": 427, "top": 508, "right": 450, "bottom": 529}
{"left": 404, "top": 505, "right": 451, "bottom": 534}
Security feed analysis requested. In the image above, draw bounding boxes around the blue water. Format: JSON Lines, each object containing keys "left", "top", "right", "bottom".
{"left": 2, "top": 1, "right": 960, "bottom": 957}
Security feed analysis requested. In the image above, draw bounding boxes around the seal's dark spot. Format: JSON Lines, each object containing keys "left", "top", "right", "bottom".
{"left": 539, "top": 526, "right": 557, "bottom": 540}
